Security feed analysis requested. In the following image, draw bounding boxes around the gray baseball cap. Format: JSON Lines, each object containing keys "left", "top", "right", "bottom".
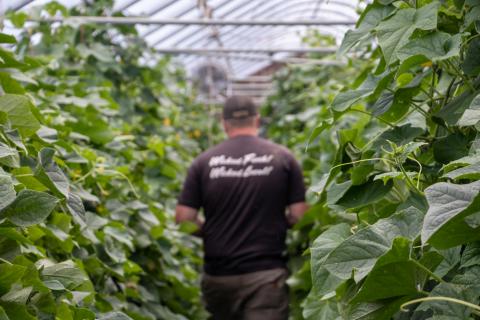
{"left": 222, "top": 96, "right": 258, "bottom": 120}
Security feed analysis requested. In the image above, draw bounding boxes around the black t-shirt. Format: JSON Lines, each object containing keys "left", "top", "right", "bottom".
{"left": 178, "top": 135, "right": 306, "bottom": 276}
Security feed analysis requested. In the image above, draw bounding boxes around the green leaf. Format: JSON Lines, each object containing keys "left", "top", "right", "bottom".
{"left": 442, "top": 153, "right": 480, "bottom": 172}
{"left": 461, "top": 243, "right": 480, "bottom": 268}
{"left": 66, "top": 193, "right": 87, "bottom": 228}
{"left": 373, "top": 124, "right": 425, "bottom": 150}
{"left": 3, "top": 190, "right": 58, "bottom": 227}
{"left": 323, "top": 208, "right": 423, "bottom": 282}
{"left": 374, "top": 171, "right": 417, "bottom": 184}
{"left": 335, "top": 180, "right": 393, "bottom": 208}
{"left": 462, "top": 38, "right": 480, "bottom": 76}
{"left": 97, "top": 312, "right": 134, "bottom": 320}
{"left": 0, "top": 264, "right": 26, "bottom": 295}
{"left": 351, "top": 238, "right": 421, "bottom": 303}
{"left": 0, "top": 175, "right": 15, "bottom": 211}
{"left": 36, "top": 126, "right": 58, "bottom": 144}
{"left": 306, "top": 120, "right": 333, "bottom": 150}
{"left": 0, "top": 94, "right": 40, "bottom": 137}
{"left": 311, "top": 224, "right": 351, "bottom": 294}
{"left": 375, "top": 2, "right": 439, "bottom": 64}
{"left": 369, "top": 92, "right": 394, "bottom": 116}
{"left": 435, "top": 88, "right": 478, "bottom": 126}
{"left": 396, "top": 73, "right": 414, "bottom": 88}
{"left": 458, "top": 93, "right": 480, "bottom": 127}
{"left": 442, "top": 163, "right": 480, "bottom": 180}
{"left": 0, "top": 143, "right": 20, "bottom": 168}
{"left": 34, "top": 148, "right": 70, "bottom": 198}
{"left": 397, "top": 32, "right": 462, "bottom": 62}
{"left": 421, "top": 181, "right": 480, "bottom": 248}
{"left": 346, "top": 296, "right": 415, "bottom": 320}
{"left": 40, "top": 261, "right": 89, "bottom": 290}
{"left": 433, "top": 133, "right": 471, "bottom": 164}
{"left": 331, "top": 75, "right": 380, "bottom": 112}
{"left": 338, "top": 4, "right": 395, "bottom": 56}
{"left": 0, "top": 302, "right": 34, "bottom": 320}
{"left": 415, "top": 282, "right": 479, "bottom": 318}
{"left": 0, "top": 34, "right": 15, "bottom": 45}
{"left": 302, "top": 293, "right": 341, "bottom": 320}
{"left": 0, "top": 306, "right": 9, "bottom": 320}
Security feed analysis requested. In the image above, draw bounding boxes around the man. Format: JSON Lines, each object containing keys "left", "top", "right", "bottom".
{"left": 176, "top": 96, "right": 308, "bottom": 320}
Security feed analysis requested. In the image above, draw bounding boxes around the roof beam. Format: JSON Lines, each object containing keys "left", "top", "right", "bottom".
{"left": 158, "top": 47, "right": 338, "bottom": 54}
{"left": 30, "top": 16, "right": 357, "bottom": 26}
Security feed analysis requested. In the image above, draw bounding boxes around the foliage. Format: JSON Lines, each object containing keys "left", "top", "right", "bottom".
{"left": 270, "top": 1, "right": 480, "bottom": 319}
{"left": 266, "top": 0, "right": 480, "bottom": 318}
{"left": 0, "top": 1, "right": 217, "bottom": 319}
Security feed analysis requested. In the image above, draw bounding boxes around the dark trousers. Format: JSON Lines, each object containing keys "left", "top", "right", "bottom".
{"left": 201, "top": 268, "right": 289, "bottom": 320}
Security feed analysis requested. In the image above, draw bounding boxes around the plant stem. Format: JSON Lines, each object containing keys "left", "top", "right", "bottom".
{"left": 410, "top": 259, "right": 445, "bottom": 283}
{"left": 350, "top": 108, "right": 396, "bottom": 128}
{"left": 409, "top": 102, "right": 430, "bottom": 118}
{"left": 401, "top": 296, "right": 480, "bottom": 313}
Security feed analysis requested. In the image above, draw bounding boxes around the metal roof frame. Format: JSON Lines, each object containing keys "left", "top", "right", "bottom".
{"left": 7, "top": 0, "right": 361, "bottom": 78}
{"left": 170, "top": 0, "right": 352, "bottom": 52}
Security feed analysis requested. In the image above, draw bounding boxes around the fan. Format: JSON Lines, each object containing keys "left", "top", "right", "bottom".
{"left": 192, "top": 62, "right": 229, "bottom": 98}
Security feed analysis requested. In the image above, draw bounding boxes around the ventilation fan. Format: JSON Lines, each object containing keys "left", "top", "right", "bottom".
{"left": 192, "top": 62, "right": 228, "bottom": 98}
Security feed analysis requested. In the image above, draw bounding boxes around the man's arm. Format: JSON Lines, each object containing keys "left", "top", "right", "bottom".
{"left": 175, "top": 204, "right": 204, "bottom": 235}
{"left": 286, "top": 202, "right": 309, "bottom": 226}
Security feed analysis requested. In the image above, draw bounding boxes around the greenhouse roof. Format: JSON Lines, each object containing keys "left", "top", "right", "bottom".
{"left": 3, "top": 0, "right": 361, "bottom": 78}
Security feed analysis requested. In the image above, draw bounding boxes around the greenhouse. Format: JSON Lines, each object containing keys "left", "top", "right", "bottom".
{"left": 0, "top": 0, "right": 479, "bottom": 319}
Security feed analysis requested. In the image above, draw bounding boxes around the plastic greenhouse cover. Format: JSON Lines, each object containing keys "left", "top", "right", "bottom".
{"left": 2, "top": 0, "right": 361, "bottom": 78}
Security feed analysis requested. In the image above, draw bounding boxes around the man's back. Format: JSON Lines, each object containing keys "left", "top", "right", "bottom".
{"left": 176, "top": 96, "right": 307, "bottom": 319}
{"left": 179, "top": 135, "right": 305, "bottom": 276}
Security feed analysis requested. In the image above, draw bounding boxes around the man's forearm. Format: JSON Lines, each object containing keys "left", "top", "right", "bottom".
{"left": 287, "top": 202, "right": 309, "bottom": 226}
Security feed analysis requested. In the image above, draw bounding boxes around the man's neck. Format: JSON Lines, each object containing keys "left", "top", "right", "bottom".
{"left": 227, "top": 128, "right": 258, "bottom": 138}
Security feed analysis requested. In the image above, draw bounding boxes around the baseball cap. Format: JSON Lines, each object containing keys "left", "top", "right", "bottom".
{"left": 222, "top": 96, "right": 258, "bottom": 120}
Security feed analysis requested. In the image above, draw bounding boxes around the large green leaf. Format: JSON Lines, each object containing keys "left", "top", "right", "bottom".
{"left": 34, "top": 148, "right": 70, "bottom": 198}
{"left": 66, "top": 192, "right": 87, "bottom": 228}
{"left": 0, "top": 94, "right": 40, "bottom": 137}
{"left": 40, "top": 261, "right": 89, "bottom": 290}
{"left": 397, "top": 32, "right": 461, "bottom": 62}
{"left": 302, "top": 293, "right": 341, "bottom": 320}
{"left": 335, "top": 180, "right": 393, "bottom": 208}
{"left": 0, "top": 264, "right": 26, "bottom": 295}
{"left": 2, "top": 190, "right": 58, "bottom": 227}
{"left": 457, "top": 93, "right": 480, "bottom": 127}
{"left": 346, "top": 296, "right": 416, "bottom": 320}
{"left": 435, "top": 88, "right": 478, "bottom": 126}
{"left": 433, "top": 133, "right": 471, "bottom": 164}
{"left": 462, "top": 38, "right": 480, "bottom": 76}
{"left": 0, "top": 302, "right": 35, "bottom": 320}
{"left": 311, "top": 223, "right": 351, "bottom": 295}
{"left": 0, "top": 144, "right": 19, "bottom": 168}
{"left": 331, "top": 75, "right": 380, "bottom": 112}
{"left": 0, "top": 175, "right": 15, "bottom": 211}
{"left": 373, "top": 124, "right": 424, "bottom": 150}
{"left": 375, "top": 2, "right": 439, "bottom": 64}
{"left": 351, "top": 238, "right": 420, "bottom": 303}
{"left": 421, "top": 181, "right": 480, "bottom": 248}
{"left": 442, "top": 163, "right": 480, "bottom": 180}
{"left": 338, "top": 4, "right": 395, "bottom": 56}
{"left": 322, "top": 208, "right": 423, "bottom": 282}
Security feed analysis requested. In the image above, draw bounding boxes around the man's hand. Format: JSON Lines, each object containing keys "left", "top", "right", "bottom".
{"left": 286, "top": 202, "right": 309, "bottom": 227}
{"left": 175, "top": 205, "right": 204, "bottom": 236}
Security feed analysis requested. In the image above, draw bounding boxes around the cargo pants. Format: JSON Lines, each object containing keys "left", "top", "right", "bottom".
{"left": 201, "top": 268, "right": 289, "bottom": 320}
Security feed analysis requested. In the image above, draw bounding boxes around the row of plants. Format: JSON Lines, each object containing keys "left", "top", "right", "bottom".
{"left": 0, "top": 1, "right": 219, "bottom": 319}
{"left": 265, "top": 0, "right": 480, "bottom": 318}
